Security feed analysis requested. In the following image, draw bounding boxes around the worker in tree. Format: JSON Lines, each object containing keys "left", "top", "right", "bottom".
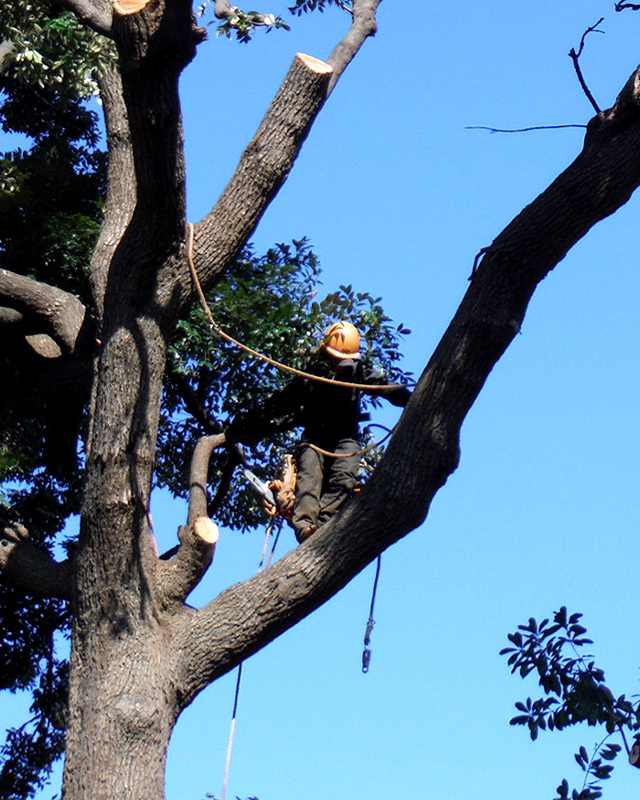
{"left": 228, "top": 321, "right": 411, "bottom": 543}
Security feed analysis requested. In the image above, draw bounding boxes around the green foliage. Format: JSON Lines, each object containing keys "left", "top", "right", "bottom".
{"left": 215, "top": 10, "right": 291, "bottom": 43}
{"left": 158, "top": 238, "right": 412, "bottom": 532}
{"left": 195, "top": 2, "right": 290, "bottom": 43}
{"left": 0, "top": 1, "right": 115, "bottom": 99}
{"left": 288, "top": 0, "right": 352, "bottom": 16}
{"left": 0, "top": 5, "right": 106, "bottom": 793}
{"left": 501, "top": 607, "right": 640, "bottom": 800}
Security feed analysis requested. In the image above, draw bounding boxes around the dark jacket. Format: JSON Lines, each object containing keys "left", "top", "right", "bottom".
{"left": 233, "top": 355, "right": 411, "bottom": 445}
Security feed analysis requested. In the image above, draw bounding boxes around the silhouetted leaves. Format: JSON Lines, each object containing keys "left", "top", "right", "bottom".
{"left": 502, "top": 607, "right": 639, "bottom": 799}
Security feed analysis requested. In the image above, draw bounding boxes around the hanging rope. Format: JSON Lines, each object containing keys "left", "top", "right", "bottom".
{"left": 220, "top": 512, "right": 281, "bottom": 799}
{"left": 221, "top": 662, "right": 243, "bottom": 800}
{"left": 362, "top": 555, "right": 382, "bottom": 673}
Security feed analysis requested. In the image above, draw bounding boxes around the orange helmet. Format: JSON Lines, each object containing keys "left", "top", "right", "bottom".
{"left": 322, "top": 321, "right": 361, "bottom": 360}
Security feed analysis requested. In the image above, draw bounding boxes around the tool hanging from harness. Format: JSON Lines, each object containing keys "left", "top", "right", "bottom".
{"left": 243, "top": 453, "right": 297, "bottom": 521}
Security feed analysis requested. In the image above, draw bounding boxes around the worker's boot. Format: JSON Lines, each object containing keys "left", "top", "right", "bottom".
{"left": 296, "top": 525, "right": 317, "bottom": 543}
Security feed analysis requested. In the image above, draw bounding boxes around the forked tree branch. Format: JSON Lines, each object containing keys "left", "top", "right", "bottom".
{"left": 174, "top": 64, "right": 640, "bottom": 705}
{"left": 179, "top": 3, "right": 382, "bottom": 304}
{"left": 569, "top": 18, "right": 605, "bottom": 114}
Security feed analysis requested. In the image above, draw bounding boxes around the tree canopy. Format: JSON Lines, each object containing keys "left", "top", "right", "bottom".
{"left": 1, "top": 0, "right": 640, "bottom": 798}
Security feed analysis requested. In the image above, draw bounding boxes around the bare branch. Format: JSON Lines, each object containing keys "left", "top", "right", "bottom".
{"left": 326, "top": 0, "right": 382, "bottom": 94}
{"left": 467, "top": 124, "right": 587, "bottom": 134}
{"left": 155, "top": 435, "right": 225, "bottom": 604}
{"left": 189, "top": 53, "right": 333, "bottom": 296}
{"left": 157, "top": 517, "right": 218, "bottom": 606}
{"left": 54, "top": 0, "right": 113, "bottom": 36}
{"left": 89, "top": 63, "right": 135, "bottom": 315}
{"left": 1, "top": 526, "right": 73, "bottom": 599}
{"left": 188, "top": 434, "right": 226, "bottom": 523}
{"left": 615, "top": 2, "right": 640, "bottom": 11}
{"left": 569, "top": 18, "right": 605, "bottom": 114}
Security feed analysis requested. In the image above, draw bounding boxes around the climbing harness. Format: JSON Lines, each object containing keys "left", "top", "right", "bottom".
{"left": 362, "top": 555, "right": 382, "bottom": 673}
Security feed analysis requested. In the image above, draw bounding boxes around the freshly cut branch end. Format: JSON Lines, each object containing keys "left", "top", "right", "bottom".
{"left": 296, "top": 53, "right": 334, "bottom": 75}
{"left": 112, "top": 0, "right": 154, "bottom": 15}
{"left": 193, "top": 516, "right": 219, "bottom": 545}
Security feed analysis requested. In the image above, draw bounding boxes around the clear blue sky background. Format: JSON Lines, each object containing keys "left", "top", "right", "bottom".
{"left": 4, "top": 1, "right": 640, "bottom": 798}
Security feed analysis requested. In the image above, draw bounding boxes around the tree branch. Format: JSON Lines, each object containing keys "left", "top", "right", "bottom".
{"left": 188, "top": 434, "right": 226, "bottom": 523}
{"left": 0, "top": 269, "right": 89, "bottom": 354}
{"left": 325, "top": 0, "right": 382, "bottom": 94}
{"left": 569, "top": 18, "right": 605, "bottom": 114}
{"left": 155, "top": 434, "right": 224, "bottom": 604}
{"left": 185, "top": 52, "right": 333, "bottom": 298}
{"left": 89, "top": 63, "right": 135, "bottom": 317}
{"left": 0, "top": 525, "right": 73, "bottom": 600}
{"left": 174, "top": 65, "right": 640, "bottom": 705}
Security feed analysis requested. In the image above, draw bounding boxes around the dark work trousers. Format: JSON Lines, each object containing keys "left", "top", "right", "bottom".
{"left": 293, "top": 438, "right": 360, "bottom": 539}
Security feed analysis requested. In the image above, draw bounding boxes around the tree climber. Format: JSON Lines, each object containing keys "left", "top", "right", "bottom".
{"left": 228, "top": 321, "right": 412, "bottom": 543}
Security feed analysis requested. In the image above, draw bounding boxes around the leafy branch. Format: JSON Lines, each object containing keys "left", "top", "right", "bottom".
{"left": 501, "top": 607, "right": 640, "bottom": 799}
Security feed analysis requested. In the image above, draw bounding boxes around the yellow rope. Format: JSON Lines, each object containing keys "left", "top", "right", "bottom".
{"left": 185, "top": 223, "right": 407, "bottom": 393}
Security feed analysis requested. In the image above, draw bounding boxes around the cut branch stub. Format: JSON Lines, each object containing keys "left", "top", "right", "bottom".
{"left": 296, "top": 52, "right": 333, "bottom": 75}
{"left": 112, "top": 0, "right": 155, "bottom": 15}
{"left": 193, "top": 516, "right": 219, "bottom": 545}
{"left": 156, "top": 518, "right": 218, "bottom": 606}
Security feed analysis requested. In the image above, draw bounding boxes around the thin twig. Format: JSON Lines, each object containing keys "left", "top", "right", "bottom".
{"left": 466, "top": 124, "right": 587, "bottom": 134}
{"left": 569, "top": 18, "right": 605, "bottom": 114}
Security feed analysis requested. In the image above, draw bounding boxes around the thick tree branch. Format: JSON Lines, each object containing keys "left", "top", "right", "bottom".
{"left": 89, "top": 63, "right": 135, "bottom": 316}
{"left": 183, "top": 53, "right": 333, "bottom": 302}
{"left": 156, "top": 517, "right": 218, "bottom": 606}
{"left": 0, "top": 526, "right": 73, "bottom": 600}
{"left": 187, "top": 434, "right": 226, "bottom": 523}
{"left": 170, "top": 2, "right": 381, "bottom": 306}
{"left": 0, "top": 269, "right": 89, "bottom": 354}
{"left": 174, "top": 66, "right": 640, "bottom": 704}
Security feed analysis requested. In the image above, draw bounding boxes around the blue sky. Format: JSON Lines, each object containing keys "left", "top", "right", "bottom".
{"left": 4, "top": 0, "right": 640, "bottom": 798}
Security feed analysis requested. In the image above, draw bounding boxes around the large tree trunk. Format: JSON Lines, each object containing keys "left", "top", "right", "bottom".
{"left": 52, "top": 1, "right": 384, "bottom": 796}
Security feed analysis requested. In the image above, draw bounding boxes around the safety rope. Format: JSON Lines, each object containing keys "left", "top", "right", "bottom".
{"left": 303, "top": 428, "right": 394, "bottom": 460}
{"left": 221, "top": 661, "right": 243, "bottom": 800}
{"left": 185, "top": 222, "right": 408, "bottom": 394}
{"left": 362, "top": 555, "right": 382, "bottom": 673}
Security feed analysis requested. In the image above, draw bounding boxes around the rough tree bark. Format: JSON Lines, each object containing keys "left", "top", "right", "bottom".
{"left": 1, "top": 0, "right": 640, "bottom": 796}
